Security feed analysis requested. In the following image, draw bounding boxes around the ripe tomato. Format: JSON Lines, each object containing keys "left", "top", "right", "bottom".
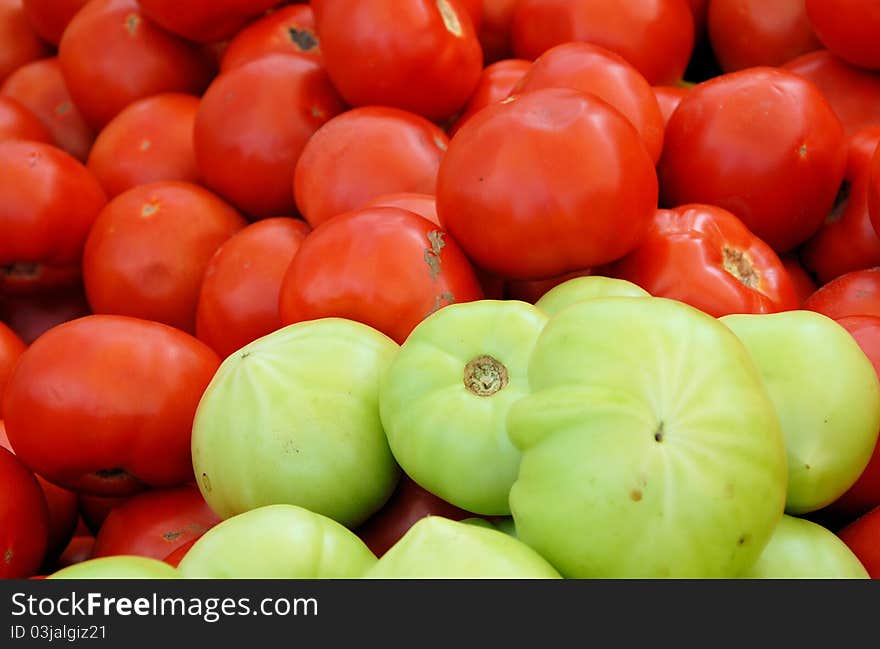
{"left": 652, "top": 85, "right": 689, "bottom": 128}
{"left": 785, "top": 50, "right": 880, "bottom": 138}
{"left": 294, "top": 107, "right": 448, "bottom": 228}
{"left": 448, "top": 58, "right": 531, "bottom": 137}
{"left": 800, "top": 127, "right": 880, "bottom": 284}
{"left": 55, "top": 534, "right": 95, "bottom": 570}
{"left": 870, "top": 142, "right": 880, "bottom": 237}
{"left": 707, "top": 0, "right": 821, "bottom": 73}
{"left": 362, "top": 193, "right": 440, "bottom": 226}
{"left": 478, "top": 0, "right": 518, "bottom": 63}
{"left": 221, "top": 4, "right": 320, "bottom": 72}
{"left": 456, "top": 0, "right": 483, "bottom": 30}
{"left": 0, "top": 95, "right": 51, "bottom": 143}
{"left": 58, "top": 0, "right": 215, "bottom": 130}
{"left": 279, "top": 206, "right": 484, "bottom": 344}
{"left": 314, "top": 0, "right": 483, "bottom": 122}
{"left": 83, "top": 181, "right": 247, "bottom": 333}
{"left": 0, "top": 324, "right": 25, "bottom": 415}
{"left": 437, "top": 87, "right": 658, "bottom": 280}
{"left": 0, "top": 140, "right": 106, "bottom": 293}
{"left": 659, "top": 67, "right": 847, "bottom": 253}
{"left": 3, "top": 314, "right": 221, "bottom": 496}
{"left": 0, "top": 446, "right": 49, "bottom": 578}
{"left": 838, "top": 506, "right": 880, "bottom": 578}
{"left": 136, "top": 0, "right": 282, "bottom": 43}
{"left": 608, "top": 205, "right": 800, "bottom": 318}
{"left": 196, "top": 217, "right": 311, "bottom": 359}
{"left": 0, "top": 0, "right": 51, "bottom": 85}
{"left": 194, "top": 54, "right": 346, "bottom": 220}
{"left": 805, "top": 0, "right": 880, "bottom": 71}
{"left": 21, "top": 0, "right": 88, "bottom": 45}
{"left": 0, "top": 58, "right": 95, "bottom": 162}
{"left": 0, "top": 282, "right": 91, "bottom": 345}
{"left": 804, "top": 268, "right": 880, "bottom": 319}
{"left": 162, "top": 537, "right": 198, "bottom": 568}
{"left": 511, "top": 0, "right": 695, "bottom": 86}
{"left": 86, "top": 93, "right": 200, "bottom": 199}
{"left": 780, "top": 253, "right": 819, "bottom": 306}
{"left": 92, "top": 485, "right": 220, "bottom": 561}
{"left": 511, "top": 42, "right": 665, "bottom": 163}
{"left": 79, "top": 493, "right": 127, "bottom": 535}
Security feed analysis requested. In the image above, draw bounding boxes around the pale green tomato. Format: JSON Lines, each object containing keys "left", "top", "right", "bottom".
{"left": 379, "top": 300, "right": 548, "bottom": 515}
{"left": 740, "top": 515, "right": 868, "bottom": 579}
{"left": 509, "top": 296, "right": 788, "bottom": 578}
{"left": 192, "top": 318, "right": 401, "bottom": 528}
{"left": 535, "top": 276, "right": 649, "bottom": 317}
{"left": 178, "top": 505, "right": 377, "bottom": 579}
{"left": 48, "top": 556, "right": 181, "bottom": 579}
{"left": 721, "top": 311, "right": 880, "bottom": 514}
{"left": 462, "top": 517, "right": 518, "bottom": 538}
{"left": 363, "top": 516, "right": 561, "bottom": 579}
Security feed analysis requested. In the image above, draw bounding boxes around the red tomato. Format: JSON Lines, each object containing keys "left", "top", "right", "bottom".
{"left": 0, "top": 0, "right": 51, "bottom": 85}
{"left": 92, "top": 485, "right": 220, "bottom": 561}
{"left": 196, "top": 218, "right": 311, "bottom": 359}
{"left": 314, "top": 0, "right": 483, "bottom": 122}
{"left": 0, "top": 446, "right": 49, "bottom": 578}
{"left": 55, "top": 534, "right": 95, "bottom": 570}
{"left": 804, "top": 267, "right": 880, "bottom": 319}
{"left": 279, "top": 206, "right": 484, "bottom": 344}
{"left": 805, "top": 0, "right": 880, "bottom": 71}
{"left": 784, "top": 51, "right": 880, "bottom": 139}
{"left": 800, "top": 127, "right": 880, "bottom": 284}
{"left": 82, "top": 181, "right": 247, "bottom": 333}
{"left": 362, "top": 193, "right": 440, "bottom": 226}
{"left": 21, "top": 0, "right": 88, "bottom": 45}
{"left": 0, "top": 325, "right": 24, "bottom": 421}
{"left": 194, "top": 54, "right": 346, "bottom": 220}
{"left": 355, "top": 476, "right": 476, "bottom": 557}
{"left": 511, "top": 0, "right": 695, "bottom": 86}
{"left": 652, "top": 85, "right": 689, "bottom": 129}
{"left": 0, "top": 95, "right": 51, "bottom": 143}
{"left": 870, "top": 142, "right": 880, "bottom": 237}
{"left": 478, "top": 0, "right": 518, "bottom": 63}
{"left": 505, "top": 269, "right": 594, "bottom": 304}
{"left": 162, "top": 537, "right": 198, "bottom": 568}
{"left": 87, "top": 93, "right": 200, "bottom": 199}
{"left": 294, "top": 107, "right": 448, "bottom": 228}
{"left": 437, "top": 87, "right": 658, "bottom": 280}
{"left": 136, "top": 0, "right": 282, "bottom": 43}
{"left": 0, "top": 58, "right": 95, "bottom": 161}
{"left": 2, "top": 315, "right": 221, "bottom": 496}
{"left": 838, "top": 506, "right": 880, "bottom": 578}
{"left": 707, "top": 0, "right": 820, "bottom": 73}
{"left": 58, "top": 0, "right": 215, "bottom": 130}
{"left": 79, "top": 494, "right": 127, "bottom": 535}
{"left": 221, "top": 4, "right": 320, "bottom": 72}
{"left": 780, "top": 253, "right": 819, "bottom": 306}
{"left": 448, "top": 58, "right": 531, "bottom": 137}
{"left": 608, "top": 205, "right": 799, "bottom": 317}
{"left": 659, "top": 67, "right": 847, "bottom": 253}
{"left": 0, "top": 140, "right": 106, "bottom": 293}
{"left": 511, "top": 42, "right": 665, "bottom": 163}
{"left": 686, "top": 0, "right": 708, "bottom": 35}
{"left": 456, "top": 0, "right": 483, "bottom": 31}
{"left": 0, "top": 282, "right": 92, "bottom": 345}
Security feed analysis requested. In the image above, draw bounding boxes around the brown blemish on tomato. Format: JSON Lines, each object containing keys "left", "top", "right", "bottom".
{"left": 141, "top": 200, "right": 161, "bottom": 218}
{"left": 654, "top": 421, "right": 665, "bottom": 443}
{"left": 630, "top": 489, "right": 643, "bottom": 502}
{"left": 429, "top": 291, "right": 455, "bottom": 314}
{"left": 124, "top": 13, "right": 140, "bottom": 36}
{"left": 737, "top": 534, "right": 750, "bottom": 546}
{"left": 201, "top": 473, "right": 212, "bottom": 493}
{"left": 798, "top": 143, "right": 807, "bottom": 158}
{"left": 163, "top": 531, "right": 183, "bottom": 541}
{"left": 722, "top": 247, "right": 759, "bottom": 289}
{"left": 310, "top": 106, "right": 325, "bottom": 119}
{"left": 288, "top": 28, "right": 318, "bottom": 52}
{"left": 4, "top": 549, "right": 12, "bottom": 564}
{"left": 436, "top": 0, "right": 463, "bottom": 37}
{"left": 424, "top": 230, "right": 446, "bottom": 279}
{"left": 55, "top": 101, "right": 70, "bottom": 116}
{"left": 463, "top": 355, "right": 508, "bottom": 396}
{"left": 139, "top": 139, "right": 151, "bottom": 152}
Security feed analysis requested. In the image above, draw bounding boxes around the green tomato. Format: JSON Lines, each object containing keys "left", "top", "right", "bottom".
{"left": 740, "top": 515, "right": 869, "bottom": 579}
{"left": 48, "top": 556, "right": 181, "bottom": 579}
{"left": 535, "top": 276, "right": 650, "bottom": 317}
{"left": 178, "top": 504, "right": 377, "bottom": 579}
{"left": 363, "top": 516, "right": 561, "bottom": 579}
{"left": 192, "top": 318, "right": 401, "bottom": 528}
{"left": 379, "top": 300, "right": 548, "bottom": 515}
{"left": 509, "top": 296, "right": 788, "bottom": 578}
{"left": 721, "top": 311, "right": 880, "bottom": 514}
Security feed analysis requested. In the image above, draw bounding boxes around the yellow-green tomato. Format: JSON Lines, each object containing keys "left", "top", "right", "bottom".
{"left": 363, "top": 516, "right": 561, "bottom": 579}
{"left": 379, "top": 300, "right": 548, "bottom": 515}
{"left": 535, "top": 276, "right": 650, "bottom": 317}
{"left": 721, "top": 311, "right": 880, "bottom": 514}
{"left": 192, "top": 318, "right": 401, "bottom": 528}
{"left": 509, "top": 297, "right": 788, "bottom": 578}
{"left": 48, "top": 556, "right": 181, "bottom": 579}
{"left": 178, "top": 505, "right": 377, "bottom": 579}
{"left": 740, "top": 515, "right": 868, "bottom": 579}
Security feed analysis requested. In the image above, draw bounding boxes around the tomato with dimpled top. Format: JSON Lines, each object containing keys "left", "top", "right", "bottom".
{"left": 220, "top": 4, "right": 320, "bottom": 72}
{"left": 0, "top": 446, "right": 49, "bottom": 578}
{"left": 805, "top": 0, "right": 880, "bottom": 71}
{"left": 0, "top": 0, "right": 51, "bottom": 85}
{"left": 0, "top": 96, "right": 51, "bottom": 143}
{"left": 21, "top": 0, "right": 88, "bottom": 45}
{"left": 448, "top": 58, "right": 531, "bottom": 137}
{"left": 136, "top": 0, "right": 282, "bottom": 43}
{"left": 804, "top": 268, "right": 880, "bottom": 319}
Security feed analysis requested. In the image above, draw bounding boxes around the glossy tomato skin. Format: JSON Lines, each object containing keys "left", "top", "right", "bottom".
{"left": 221, "top": 4, "right": 320, "bottom": 72}
{"left": 0, "top": 0, "right": 51, "bottom": 85}
{"left": 659, "top": 67, "right": 847, "bottom": 253}
{"left": 707, "top": 0, "right": 820, "bottom": 73}
{"left": 780, "top": 253, "right": 819, "bottom": 306}
{"left": 82, "top": 181, "right": 247, "bottom": 334}
{"left": 838, "top": 506, "right": 880, "bottom": 578}
{"left": 804, "top": 268, "right": 880, "bottom": 319}
{"left": 279, "top": 207, "right": 484, "bottom": 344}
{"left": 294, "top": 107, "right": 448, "bottom": 228}
{"left": 21, "top": 0, "right": 88, "bottom": 45}
{"left": 0, "top": 95, "right": 51, "bottom": 143}
{"left": 92, "top": 485, "right": 220, "bottom": 561}
{"left": 448, "top": 58, "right": 531, "bottom": 137}
{"left": 511, "top": 42, "right": 665, "bottom": 163}
{"left": 196, "top": 218, "right": 311, "bottom": 359}
{"left": 805, "top": 0, "right": 880, "bottom": 71}
{"left": 58, "top": 0, "right": 216, "bottom": 130}
{"left": 87, "top": 93, "right": 200, "bottom": 199}
{"left": 478, "top": 0, "right": 518, "bottom": 63}
{"left": 194, "top": 54, "right": 346, "bottom": 220}
{"left": 314, "top": 0, "right": 483, "bottom": 122}
{"left": 0, "top": 323, "right": 25, "bottom": 415}
{"left": 0, "top": 282, "right": 91, "bottom": 345}
{"left": 437, "top": 87, "right": 658, "bottom": 280}
{"left": 608, "top": 205, "right": 800, "bottom": 318}
{"left": 801, "top": 127, "right": 880, "bottom": 284}
{"left": 2, "top": 315, "right": 221, "bottom": 496}
{"left": 870, "top": 143, "right": 880, "bottom": 237}
{"left": 0, "top": 446, "right": 49, "bottom": 578}
{"left": 652, "top": 85, "right": 689, "bottom": 129}
{"left": 136, "top": 0, "right": 282, "bottom": 43}
{"left": 362, "top": 193, "right": 440, "bottom": 226}
{"left": 511, "top": 0, "right": 695, "bottom": 86}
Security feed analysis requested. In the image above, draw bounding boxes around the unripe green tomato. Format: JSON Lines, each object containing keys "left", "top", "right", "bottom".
{"left": 535, "top": 276, "right": 650, "bottom": 317}
{"left": 48, "top": 556, "right": 181, "bottom": 579}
